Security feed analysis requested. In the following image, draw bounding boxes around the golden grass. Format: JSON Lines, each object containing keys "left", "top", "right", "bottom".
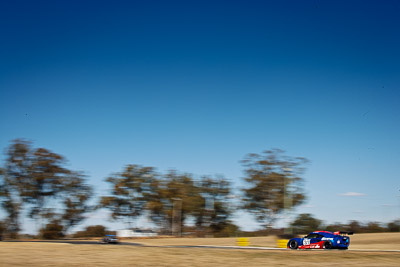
{"left": 1, "top": 242, "right": 400, "bottom": 267}
{"left": 123, "top": 232, "right": 400, "bottom": 250}
{"left": 1, "top": 233, "right": 399, "bottom": 267}
{"left": 126, "top": 235, "right": 277, "bottom": 247}
{"left": 349, "top": 233, "right": 400, "bottom": 250}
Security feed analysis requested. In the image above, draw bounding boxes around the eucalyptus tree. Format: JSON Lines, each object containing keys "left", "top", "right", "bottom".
{"left": 142, "top": 170, "right": 205, "bottom": 234}
{"left": 100, "top": 164, "right": 158, "bottom": 227}
{"left": 241, "top": 149, "right": 308, "bottom": 229}
{"left": 60, "top": 171, "right": 93, "bottom": 233}
{"left": 146, "top": 171, "right": 233, "bottom": 235}
{"left": 196, "top": 175, "right": 232, "bottom": 234}
{"left": 0, "top": 139, "right": 32, "bottom": 237}
{"left": 0, "top": 139, "right": 93, "bottom": 237}
{"left": 290, "top": 213, "right": 321, "bottom": 234}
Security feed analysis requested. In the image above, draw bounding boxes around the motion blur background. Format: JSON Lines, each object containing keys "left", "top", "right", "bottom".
{"left": 0, "top": 0, "right": 399, "bottom": 235}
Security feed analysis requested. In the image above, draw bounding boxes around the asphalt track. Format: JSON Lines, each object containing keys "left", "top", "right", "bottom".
{"left": 4, "top": 240, "right": 400, "bottom": 253}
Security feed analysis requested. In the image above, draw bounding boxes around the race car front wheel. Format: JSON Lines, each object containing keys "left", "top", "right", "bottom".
{"left": 323, "top": 241, "right": 333, "bottom": 249}
{"left": 289, "top": 240, "right": 298, "bottom": 249}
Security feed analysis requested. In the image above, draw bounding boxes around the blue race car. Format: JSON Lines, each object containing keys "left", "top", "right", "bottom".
{"left": 287, "top": 231, "right": 353, "bottom": 250}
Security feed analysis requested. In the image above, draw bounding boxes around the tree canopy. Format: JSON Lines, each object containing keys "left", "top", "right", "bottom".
{"left": 1, "top": 140, "right": 318, "bottom": 238}
{"left": 0, "top": 139, "right": 93, "bottom": 237}
{"left": 241, "top": 149, "right": 308, "bottom": 228}
{"left": 290, "top": 213, "right": 322, "bottom": 234}
{"left": 100, "top": 164, "right": 158, "bottom": 227}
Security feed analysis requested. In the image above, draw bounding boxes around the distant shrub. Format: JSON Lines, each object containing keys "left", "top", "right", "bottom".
{"left": 0, "top": 221, "right": 5, "bottom": 240}
{"left": 365, "top": 222, "right": 385, "bottom": 233}
{"left": 387, "top": 220, "right": 400, "bottom": 232}
{"left": 40, "top": 221, "right": 64, "bottom": 240}
{"left": 0, "top": 221, "right": 5, "bottom": 234}
{"left": 290, "top": 213, "right": 322, "bottom": 235}
{"left": 212, "top": 222, "right": 240, "bottom": 237}
{"left": 73, "top": 225, "right": 107, "bottom": 238}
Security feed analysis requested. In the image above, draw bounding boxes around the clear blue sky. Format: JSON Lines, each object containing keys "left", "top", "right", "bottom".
{"left": 1, "top": 0, "right": 399, "bottom": 232}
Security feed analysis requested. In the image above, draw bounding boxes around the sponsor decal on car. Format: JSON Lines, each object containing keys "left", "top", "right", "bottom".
{"left": 299, "top": 241, "right": 324, "bottom": 249}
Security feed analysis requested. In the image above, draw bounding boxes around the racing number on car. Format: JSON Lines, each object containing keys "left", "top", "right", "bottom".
{"left": 303, "top": 239, "right": 310, "bottom": 245}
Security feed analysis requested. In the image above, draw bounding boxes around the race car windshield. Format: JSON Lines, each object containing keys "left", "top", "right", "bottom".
{"left": 304, "top": 234, "right": 320, "bottom": 239}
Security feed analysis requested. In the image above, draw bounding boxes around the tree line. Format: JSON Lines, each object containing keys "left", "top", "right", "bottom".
{"left": 0, "top": 139, "right": 313, "bottom": 238}
{"left": 290, "top": 213, "right": 400, "bottom": 234}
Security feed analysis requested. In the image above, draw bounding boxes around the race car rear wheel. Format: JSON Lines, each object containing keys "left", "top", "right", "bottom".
{"left": 323, "top": 241, "right": 333, "bottom": 249}
{"left": 289, "top": 240, "right": 298, "bottom": 249}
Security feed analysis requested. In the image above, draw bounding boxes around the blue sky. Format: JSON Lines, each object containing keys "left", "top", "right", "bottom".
{"left": 1, "top": 0, "right": 400, "bottom": 232}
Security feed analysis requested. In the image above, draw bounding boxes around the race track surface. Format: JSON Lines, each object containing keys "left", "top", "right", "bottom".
{"left": 4, "top": 240, "right": 400, "bottom": 253}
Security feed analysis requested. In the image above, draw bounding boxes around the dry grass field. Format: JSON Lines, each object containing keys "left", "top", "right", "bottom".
{"left": 126, "top": 232, "right": 400, "bottom": 250}
{"left": 1, "top": 233, "right": 399, "bottom": 266}
{"left": 349, "top": 233, "right": 400, "bottom": 250}
{"left": 127, "top": 235, "right": 278, "bottom": 247}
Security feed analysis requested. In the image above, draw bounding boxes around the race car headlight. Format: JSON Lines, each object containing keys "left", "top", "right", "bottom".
{"left": 337, "top": 240, "right": 340, "bottom": 244}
